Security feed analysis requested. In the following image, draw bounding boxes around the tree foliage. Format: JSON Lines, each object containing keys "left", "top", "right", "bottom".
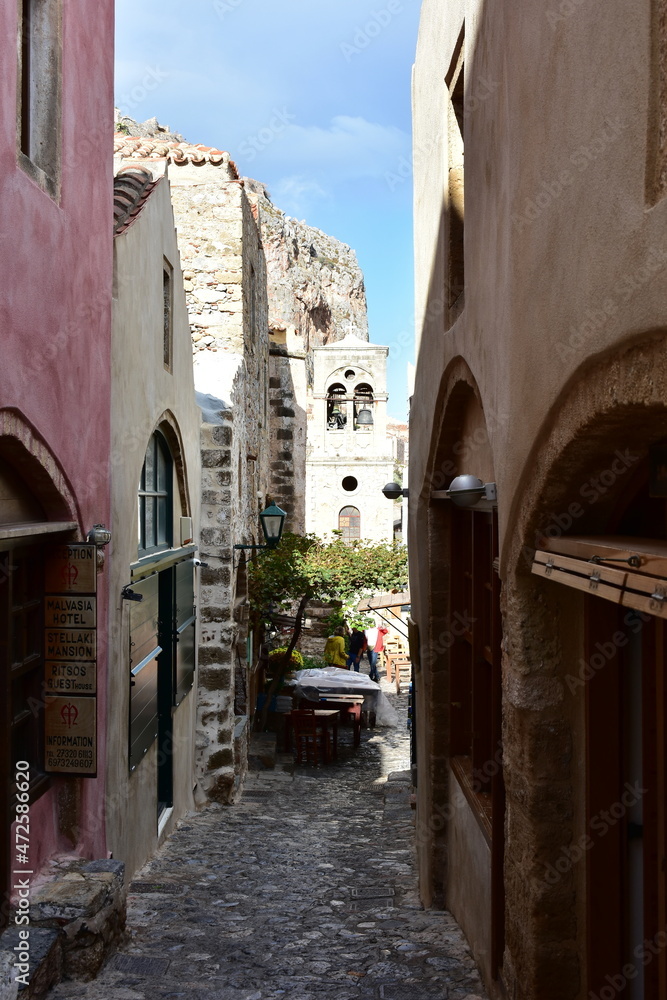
{"left": 248, "top": 532, "right": 408, "bottom": 625}
{"left": 248, "top": 532, "right": 408, "bottom": 729}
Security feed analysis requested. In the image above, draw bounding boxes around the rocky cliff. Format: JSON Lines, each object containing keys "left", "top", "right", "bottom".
{"left": 243, "top": 179, "right": 369, "bottom": 353}
{"left": 113, "top": 116, "right": 369, "bottom": 355}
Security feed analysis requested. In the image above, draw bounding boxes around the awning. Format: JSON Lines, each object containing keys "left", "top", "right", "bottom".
{"left": 531, "top": 536, "right": 667, "bottom": 617}
{"left": 356, "top": 590, "right": 411, "bottom": 612}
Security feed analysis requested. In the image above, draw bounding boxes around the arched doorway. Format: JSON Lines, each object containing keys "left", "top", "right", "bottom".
{"left": 0, "top": 417, "right": 79, "bottom": 928}
{"left": 506, "top": 334, "right": 667, "bottom": 998}
{"left": 534, "top": 458, "right": 667, "bottom": 999}
{"left": 420, "top": 368, "right": 505, "bottom": 985}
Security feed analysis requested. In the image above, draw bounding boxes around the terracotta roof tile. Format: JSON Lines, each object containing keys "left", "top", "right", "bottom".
{"left": 113, "top": 134, "right": 240, "bottom": 179}
{"left": 113, "top": 166, "right": 157, "bottom": 236}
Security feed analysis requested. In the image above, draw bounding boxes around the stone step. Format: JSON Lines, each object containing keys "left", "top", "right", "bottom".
{"left": 247, "top": 732, "right": 277, "bottom": 770}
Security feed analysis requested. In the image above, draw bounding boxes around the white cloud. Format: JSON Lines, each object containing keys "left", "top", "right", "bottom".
{"left": 271, "top": 176, "right": 331, "bottom": 217}
{"left": 240, "top": 115, "right": 410, "bottom": 184}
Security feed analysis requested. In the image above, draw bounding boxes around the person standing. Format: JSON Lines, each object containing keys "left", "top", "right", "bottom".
{"left": 324, "top": 625, "right": 348, "bottom": 667}
{"left": 364, "top": 624, "right": 389, "bottom": 682}
{"left": 347, "top": 628, "right": 367, "bottom": 671}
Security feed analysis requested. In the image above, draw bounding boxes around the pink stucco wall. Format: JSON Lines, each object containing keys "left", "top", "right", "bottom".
{"left": 0, "top": 1, "right": 114, "bottom": 865}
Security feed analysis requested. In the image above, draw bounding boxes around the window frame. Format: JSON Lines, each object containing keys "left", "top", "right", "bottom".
{"left": 163, "top": 258, "right": 173, "bottom": 372}
{"left": 339, "top": 505, "right": 361, "bottom": 542}
{"left": 16, "top": 0, "right": 63, "bottom": 200}
{"left": 137, "top": 432, "right": 173, "bottom": 558}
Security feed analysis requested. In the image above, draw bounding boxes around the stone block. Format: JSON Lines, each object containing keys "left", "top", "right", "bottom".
{"left": 31, "top": 877, "right": 108, "bottom": 923}
{"left": 198, "top": 665, "right": 232, "bottom": 690}
{"left": 199, "top": 646, "right": 232, "bottom": 669}
{"left": 200, "top": 527, "right": 228, "bottom": 547}
{"left": 202, "top": 448, "right": 231, "bottom": 468}
{"left": 208, "top": 748, "right": 234, "bottom": 769}
{"left": 0, "top": 951, "right": 17, "bottom": 1000}
{"left": 207, "top": 769, "right": 235, "bottom": 804}
{"left": 201, "top": 565, "right": 231, "bottom": 587}
{"left": 0, "top": 927, "right": 61, "bottom": 999}
{"left": 211, "top": 425, "right": 233, "bottom": 446}
{"left": 248, "top": 733, "right": 277, "bottom": 770}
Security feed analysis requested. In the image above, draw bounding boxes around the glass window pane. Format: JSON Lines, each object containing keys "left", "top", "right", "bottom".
{"left": 157, "top": 497, "right": 168, "bottom": 547}
{"left": 157, "top": 440, "right": 168, "bottom": 493}
{"left": 145, "top": 496, "right": 155, "bottom": 550}
{"left": 144, "top": 440, "right": 156, "bottom": 491}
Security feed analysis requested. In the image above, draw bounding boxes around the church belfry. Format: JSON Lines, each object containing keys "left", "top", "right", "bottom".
{"left": 305, "top": 333, "right": 395, "bottom": 542}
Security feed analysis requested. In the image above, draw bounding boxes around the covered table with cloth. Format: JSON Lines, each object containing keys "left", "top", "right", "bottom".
{"left": 291, "top": 668, "right": 398, "bottom": 727}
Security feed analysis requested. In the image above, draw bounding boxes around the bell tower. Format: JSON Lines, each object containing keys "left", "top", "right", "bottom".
{"left": 305, "top": 333, "right": 395, "bottom": 542}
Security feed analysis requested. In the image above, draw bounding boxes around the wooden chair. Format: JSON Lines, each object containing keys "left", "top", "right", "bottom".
{"left": 341, "top": 702, "right": 362, "bottom": 747}
{"left": 290, "top": 710, "right": 330, "bottom": 766}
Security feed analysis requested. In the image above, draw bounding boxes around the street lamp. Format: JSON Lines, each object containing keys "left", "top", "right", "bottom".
{"left": 234, "top": 502, "right": 287, "bottom": 554}
{"left": 445, "top": 475, "right": 497, "bottom": 507}
{"left": 381, "top": 476, "right": 497, "bottom": 507}
{"left": 258, "top": 502, "right": 287, "bottom": 548}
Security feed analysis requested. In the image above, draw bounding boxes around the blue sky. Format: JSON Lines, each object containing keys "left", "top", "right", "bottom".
{"left": 115, "top": 0, "right": 421, "bottom": 419}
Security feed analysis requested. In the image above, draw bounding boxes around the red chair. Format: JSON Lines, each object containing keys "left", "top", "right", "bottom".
{"left": 340, "top": 703, "right": 361, "bottom": 747}
{"left": 290, "top": 710, "right": 330, "bottom": 766}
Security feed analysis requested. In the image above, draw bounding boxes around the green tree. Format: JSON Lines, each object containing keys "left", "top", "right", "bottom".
{"left": 249, "top": 532, "right": 408, "bottom": 729}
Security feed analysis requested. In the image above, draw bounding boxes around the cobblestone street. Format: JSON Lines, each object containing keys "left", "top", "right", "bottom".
{"left": 49, "top": 686, "right": 486, "bottom": 1000}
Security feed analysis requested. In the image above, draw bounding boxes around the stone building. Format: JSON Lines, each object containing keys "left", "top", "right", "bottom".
{"left": 113, "top": 133, "right": 271, "bottom": 803}
{"left": 109, "top": 161, "right": 202, "bottom": 877}
{"left": 246, "top": 180, "right": 370, "bottom": 532}
{"left": 0, "top": 0, "right": 115, "bottom": 937}
{"left": 410, "top": 2, "right": 667, "bottom": 999}
{"left": 306, "top": 333, "right": 395, "bottom": 543}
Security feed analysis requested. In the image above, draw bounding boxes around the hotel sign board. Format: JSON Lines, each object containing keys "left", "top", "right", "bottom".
{"left": 44, "top": 696, "right": 97, "bottom": 776}
{"left": 45, "top": 544, "right": 97, "bottom": 594}
{"left": 44, "top": 544, "right": 98, "bottom": 774}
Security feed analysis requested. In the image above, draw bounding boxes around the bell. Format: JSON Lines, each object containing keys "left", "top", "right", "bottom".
{"left": 356, "top": 407, "right": 374, "bottom": 426}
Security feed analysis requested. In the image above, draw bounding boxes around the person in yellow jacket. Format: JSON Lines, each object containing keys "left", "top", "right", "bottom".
{"left": 323, "top": 626, "right": 348, "bottom": 667}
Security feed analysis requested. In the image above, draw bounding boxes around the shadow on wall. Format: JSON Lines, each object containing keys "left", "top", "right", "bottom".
{"left": 268, "top": 338, "right": 307, "bottom": 531}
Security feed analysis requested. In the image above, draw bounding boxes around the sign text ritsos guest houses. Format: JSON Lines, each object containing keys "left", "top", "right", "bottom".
{"left": 44, "top": 544, "right": 97, "bottom": 776}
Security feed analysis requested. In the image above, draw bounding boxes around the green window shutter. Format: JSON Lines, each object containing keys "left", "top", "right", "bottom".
{"left": 129, "top": 574, "right": 160, "bottom": 770}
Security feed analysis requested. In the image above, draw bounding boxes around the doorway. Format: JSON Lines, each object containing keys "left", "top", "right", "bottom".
{"left": 587, "top": 599, "right": 667, "bottom": 999}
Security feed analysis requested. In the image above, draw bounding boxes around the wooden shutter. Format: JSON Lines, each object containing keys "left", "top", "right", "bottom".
{"left": 532, "top": 536, "right": 667, "bottom": 618}
{"left": 174, "top": 559, "right": 196, "bottom": 707}
{"left": 129, "top": 574, "right": 160, "bottom": 771}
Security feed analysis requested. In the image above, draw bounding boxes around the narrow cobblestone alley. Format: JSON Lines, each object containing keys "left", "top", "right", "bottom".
{"left": 49, "top": 686, "right": 487, "bottom": 1000}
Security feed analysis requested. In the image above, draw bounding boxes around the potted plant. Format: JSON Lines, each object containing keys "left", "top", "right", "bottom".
{"left": 267, "top": 646, "right": 304, "bottom": 685}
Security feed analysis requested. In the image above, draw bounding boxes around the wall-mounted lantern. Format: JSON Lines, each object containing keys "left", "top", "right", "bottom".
{"left": 87, "top": 523, "right": 112, "bottom": 547}
{"left": 382, "top": 482, "right": 409, "bottom": 500}
{"left": 381, "top": 476, "right": 497, "bottom": 507}
{"left": 234, "top": 502, "right": 287, "bottom": 554}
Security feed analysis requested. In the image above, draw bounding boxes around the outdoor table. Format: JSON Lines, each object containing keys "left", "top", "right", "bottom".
{"left": 291, "top": 669, "right": 395, "bottom": 729}
{"left": 285, "top": 709, "right": 339, "bottom": 760}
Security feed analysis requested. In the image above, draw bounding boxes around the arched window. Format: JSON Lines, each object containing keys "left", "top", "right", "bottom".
{"left": 339, "top": 506, "right": 360, "bottom": 541}
{"left": 138, "top": 432, "right": 173, "bottom": 556}
{"left": 354, "top": 383, "right": 374, "bottom": 430}
{"left": 327, "top": 382, "right": 348, "bottom": 430}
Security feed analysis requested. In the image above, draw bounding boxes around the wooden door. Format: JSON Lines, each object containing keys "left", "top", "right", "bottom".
{"left": 587, "top": 599, "right": 667, "bottom": 998}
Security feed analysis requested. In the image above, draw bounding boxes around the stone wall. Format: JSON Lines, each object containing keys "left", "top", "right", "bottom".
{"left": 244, "top": 180, "right": 370, "bottom": 529}
{"left": 166, "top": 165, "right": 271, "bottom": 803}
